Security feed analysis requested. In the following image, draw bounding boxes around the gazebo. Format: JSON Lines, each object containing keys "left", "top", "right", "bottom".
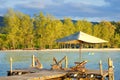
{"left": 56, "top": 31, "right": 108, "bottom": 61}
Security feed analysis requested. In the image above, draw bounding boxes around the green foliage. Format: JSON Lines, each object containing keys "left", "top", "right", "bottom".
{"left": 63, "top": 18, "right": 75, "bottom": 36}
{"left": 113, "top": 34, "right": 120, "bottom": 47}
{"left": 75, "top": 20, "right": 93, "bottom": 35}
{"left": 4, "top": 9, "right": 20, "bottom": 49}
{"left": 93, "top": 21, "right": 116, "bottom": 47}
{"left": 0, "top": 9, "right": 120, "bottom": 50}
{"left": 0, "top": 34, "right": 7, "bottom": 49}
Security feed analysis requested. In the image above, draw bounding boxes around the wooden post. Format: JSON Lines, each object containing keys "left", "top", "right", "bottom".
{"left": 108, "top": 58, "right": 114, "bottom": 80}
{"left": 79, "top": 43, "right": 82, "bottom": 61}
{"left": 58, "top": 43, "right": 60, "bottom": 49}
{"left": 60, "top": 43, "right": 62, "bottom": 49}
{"left": 99, "top": 60, "right": 104, "bottom": 80}
{"left": 65, "top": 56, "right": 68, "bottom": 68}
{"left": 69, "top": 43, "right": 71, "bottom": 49}
{"left": 32, "top": 55, "right": 35, "bottom": 67}
{"left": 99, "top": 60, "right": 103, "bottom": 75}
{"left": 10, "top": 57, "right": 12, "bottom": 74}
{"left": 64, "top": 43, "right": 65, "bottom": 49}
{"left": 53, "top": 57, "right": 57, "bottom": 65}
{"left": 66, "top": 44, "right": 68, "bottom": 48}
{"left": 62, "top": 43, "right": 64, "bottom": 49}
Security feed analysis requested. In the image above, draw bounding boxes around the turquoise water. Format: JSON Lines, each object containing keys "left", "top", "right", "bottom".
{"left": 0, "top": 50, "right": 120, "bottom": 80}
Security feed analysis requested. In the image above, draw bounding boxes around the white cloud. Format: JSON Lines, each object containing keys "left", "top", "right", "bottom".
{"left": 69, "top": 16, "right": 120, "bottom": 22}
{"left": 0, "top": 0, "right": 120, "bottom": 21}
{"left": 22, "top": 1, "right": 45, "bottom": 9}
{"left": 0, "top": 0, "right": 30, "bottom": 8}
{"left": 64, "top": 0, "right": 109, "bottom": 7}
{"left": 15, "top": 0, "right": 61, "bottom": 9}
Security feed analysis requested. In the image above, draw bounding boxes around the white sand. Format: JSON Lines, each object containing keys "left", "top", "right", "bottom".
{"left": 39, "top": 48, "right": 120, "bottom": 51}
{"left": 1, "top": 48, "right": 120, "bottom": 52}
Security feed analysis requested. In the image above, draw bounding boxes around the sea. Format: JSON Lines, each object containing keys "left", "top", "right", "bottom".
{"left": 0, "top": 49, "right": 120, "bottom": 80}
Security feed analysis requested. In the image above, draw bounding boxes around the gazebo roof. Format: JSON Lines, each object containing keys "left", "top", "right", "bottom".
{"left": 56, "top": 31, "right": 108, "bottom": 44}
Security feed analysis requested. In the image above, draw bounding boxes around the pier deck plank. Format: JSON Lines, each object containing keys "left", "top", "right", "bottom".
{"left": 0, "top": 69, "right": 67, "bottom": 80}
{"left": 0, "top": 68, "right": 109, "bottom": 80}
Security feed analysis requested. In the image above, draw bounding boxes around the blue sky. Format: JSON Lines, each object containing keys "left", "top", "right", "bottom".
{"left": 0, "top": 0, "right": 120, "bottom": 21}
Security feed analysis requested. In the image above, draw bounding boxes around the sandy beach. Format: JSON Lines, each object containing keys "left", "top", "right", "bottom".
{"left": 1, "top": 48, "right": 120, "bottom": 52}
{"left": 37, "top": 48, "right": 120, "bottom": 52}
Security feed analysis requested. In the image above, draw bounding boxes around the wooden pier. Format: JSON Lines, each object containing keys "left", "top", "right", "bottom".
{"left": 0, "top": 69, "right": 67, "bottom": 80}
{"left": 0, "top": 55, "right": 114, "bottom": 80}
{"left": 0, "top": 68, "right": 109, "bottom": 80}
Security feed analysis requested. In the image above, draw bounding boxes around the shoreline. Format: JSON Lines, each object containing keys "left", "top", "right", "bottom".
{"left": 40, "top": 48, "right": 120, "bottom": 51}
{"left": 1, "top": 48, "right": 120, "bottom": 52}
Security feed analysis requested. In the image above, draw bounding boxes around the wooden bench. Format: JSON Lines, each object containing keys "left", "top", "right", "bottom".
{"left": 70, "top": 60, "right": 87, "bottom": 72}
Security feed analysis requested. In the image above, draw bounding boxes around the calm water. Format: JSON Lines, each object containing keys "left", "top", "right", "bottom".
{"left": 0, "top": 50, "right": 120, "bottom": 80}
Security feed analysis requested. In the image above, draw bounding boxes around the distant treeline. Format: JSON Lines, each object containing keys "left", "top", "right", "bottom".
{"left": 0, "top": 9, "right": 120, "bottom": 50}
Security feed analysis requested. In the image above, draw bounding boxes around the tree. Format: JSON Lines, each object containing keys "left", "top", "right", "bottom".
{"left": 62, "top": 18, "right": 75, "bottom": 36}
{"left": 0, "top": 34, "right": 7, "bottom": 49}
{"left": 113, "top": 21, "right": 120, "bottom": 34}
{"left": 34, "top": 12, "right": 48, "bottom": 49}
{"left": 114, "top": 34, "right": 120, "bottom": 47}
{"left": 93, "top": 24, "right": 102, "bottom": 37}
{"left": 19, "top": 14, "right": 34, "bottom": 49}
{"left": 1, "top": 9, "right": 120, "bottom": 49}
{"left": 4, "top": 9, "right": 20, "bottom": 49}
{"left": 93, "top": 21, "right": 116, "bottom": 47}
{"left": 75, "top": 20, "right": 93, "bottom": 35}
